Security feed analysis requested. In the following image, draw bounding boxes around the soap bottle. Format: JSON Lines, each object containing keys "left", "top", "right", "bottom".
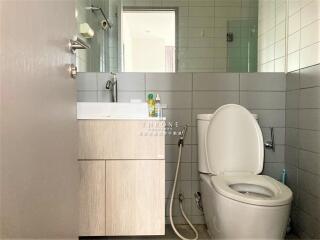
{"left": 155, "top": 93, "right": 162, "bottom": 118}
{"left": 147, "top": 93, "right": 155, "bottom": 117}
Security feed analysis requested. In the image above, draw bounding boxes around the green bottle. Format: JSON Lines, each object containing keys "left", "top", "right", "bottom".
{"left": 147, "top": 93, "right": 155, "bottom": 117}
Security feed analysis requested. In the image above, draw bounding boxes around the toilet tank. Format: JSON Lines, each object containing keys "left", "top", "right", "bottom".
{"left": 197, "top": 112, "right": 259, "bottom": 174}
{"left": 197, "top": 114, "right": 213, "bottom": 173}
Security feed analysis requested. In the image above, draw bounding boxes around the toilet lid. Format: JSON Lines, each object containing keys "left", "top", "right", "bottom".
{"left": 205, "top": 104, "right": 264, "bottom": 175}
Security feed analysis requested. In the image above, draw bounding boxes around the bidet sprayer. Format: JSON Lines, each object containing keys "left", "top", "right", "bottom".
{"left": 178, "top": 125, "right": 188, "bottom": 146}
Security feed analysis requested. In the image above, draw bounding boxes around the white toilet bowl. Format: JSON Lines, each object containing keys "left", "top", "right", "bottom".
{"left": 197, "top": 104, "right": 292, "bottom": 239}
{"left": 200, "top": 174, "right": 291, "bottom": 239}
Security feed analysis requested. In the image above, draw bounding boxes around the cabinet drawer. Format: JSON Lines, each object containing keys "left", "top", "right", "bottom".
{"left": 105, "top": 160, "right": 165, "bottom": 235}
{"left": 78, "top": 120, "right": 165, "bottom": 160}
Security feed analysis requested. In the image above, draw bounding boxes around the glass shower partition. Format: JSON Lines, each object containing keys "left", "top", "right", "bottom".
{"left": 227, "top": 19, "right": 258, "bottom": 73}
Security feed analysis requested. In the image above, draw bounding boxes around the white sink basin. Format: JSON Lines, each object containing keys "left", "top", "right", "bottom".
{"left": 77, "top": 102, "right": 149, "bottom": 119}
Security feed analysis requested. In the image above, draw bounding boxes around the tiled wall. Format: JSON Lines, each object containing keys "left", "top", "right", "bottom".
{"left": 258, "top": 0, "right": 320, "bottom": 72}
{"left": 285, "top": 64, "right": 320, "bottom": 238}
{"left": 257, "top": 0, "right": 286, "bottom": 72}
{"left": 77, "top": 71, "right": 286, "bottom": 224}
{"left": 107, "top": 0, "right": 258, "bottom": 73}
{"left": 287, "top": 0, "right": 320, "bottom": 72}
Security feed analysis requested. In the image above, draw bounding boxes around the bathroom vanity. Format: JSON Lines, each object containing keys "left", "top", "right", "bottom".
{"left": 77, "top": 103, "right": 165, "bottom": 236}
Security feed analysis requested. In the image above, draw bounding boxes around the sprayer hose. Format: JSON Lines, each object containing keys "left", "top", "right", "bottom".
{"left": 169, "top": 143, "right": 199, "bottom": 240}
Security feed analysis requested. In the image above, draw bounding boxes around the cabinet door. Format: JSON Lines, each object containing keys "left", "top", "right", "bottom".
{"left": 105, "top": 160, "right": 165, "bottom": 235}
{"left": 79, "top": 161, "right": 105, "bottom": 236}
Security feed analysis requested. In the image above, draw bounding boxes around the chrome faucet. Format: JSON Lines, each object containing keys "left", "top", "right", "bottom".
{"left": 106, "top": 72, "right": 118, "bottom": 102}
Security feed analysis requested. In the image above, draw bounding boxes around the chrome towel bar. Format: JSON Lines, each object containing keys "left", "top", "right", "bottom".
{"left": 69, "top": 36, "right": 90, "bottom": 53}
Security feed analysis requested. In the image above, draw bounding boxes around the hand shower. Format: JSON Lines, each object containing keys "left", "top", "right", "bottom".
{"left": 178, "top": 125, "right": 188, "bottom": 146}
{"left": 169, "top": 125, "right": 199, "bottom": 240}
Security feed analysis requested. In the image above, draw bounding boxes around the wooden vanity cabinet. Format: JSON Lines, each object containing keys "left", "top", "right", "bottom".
{"left": 79, "top": 161, "right": 105, "bottom": 236}
{"left": 78, "top": 120, "right": 165, "bottom": 236}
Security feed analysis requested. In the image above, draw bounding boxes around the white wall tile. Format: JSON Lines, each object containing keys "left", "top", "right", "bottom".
{"left": 215, "top": 6, "right": 241, "bottom": 18}
{"left": 300, "top": 42, "right": 320, "bottom": 68}
{"left": 275, "top": 39, "right": 286, "bottom": 59}
{"left": 275, "top": 21, "right": 286, "bottom": 42}
{"left": 289, "top": 0, "right": 302, "bottom": 16}
{"left": 288, "top": 31, "right": 301, "bottom": 54}
{"left": 275, "top": 57, "right": 286, "bottom": 72}
{"left": 276, "top": 0, "right": 286, "bottom": 23}
{"left": 259, "top": 0, "right": 320, "bottom": 71}
{"left": 301, "top": 0, "right": 320, "bottom": 28}
{"left": 288, "top": 51, "right": 300, "bottom": 72}
{"left": 289, "top": 11, "right": 301, "bottom": 35}
{"left": 189, "top": 6, "right": 213, "bottom": 16}
{"left": 301, "top": 19, "right": 320, "bottom": 48}
{"left": 260, "top": 61, "right": 275, "bottom": 72}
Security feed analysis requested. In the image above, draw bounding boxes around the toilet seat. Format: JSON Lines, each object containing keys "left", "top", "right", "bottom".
{"left": 205, "top": 104, "right": 264, "bottom": 175}
{"left": 210, "top": 174, "right": 292, "bottom": 206}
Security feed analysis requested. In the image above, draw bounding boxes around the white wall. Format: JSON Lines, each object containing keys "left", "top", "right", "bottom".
{"left": 258, "top": 0, "right": 320, "bottom": 72}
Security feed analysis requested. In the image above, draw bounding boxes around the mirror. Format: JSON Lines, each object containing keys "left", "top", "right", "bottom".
{"left": 75, "top": 0, "right": 286, "bottom": 73}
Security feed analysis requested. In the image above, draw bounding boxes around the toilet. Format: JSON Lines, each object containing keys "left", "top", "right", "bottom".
{"left": 197, "top": 104, "right": 292, "bottom": 239}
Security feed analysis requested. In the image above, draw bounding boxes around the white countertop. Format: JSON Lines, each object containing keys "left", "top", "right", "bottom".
{"left": 77, "top": 116, "right": 166, "bottom": 120}
{"left": 77, "top": 102, "right": 166, "bottom": 120}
